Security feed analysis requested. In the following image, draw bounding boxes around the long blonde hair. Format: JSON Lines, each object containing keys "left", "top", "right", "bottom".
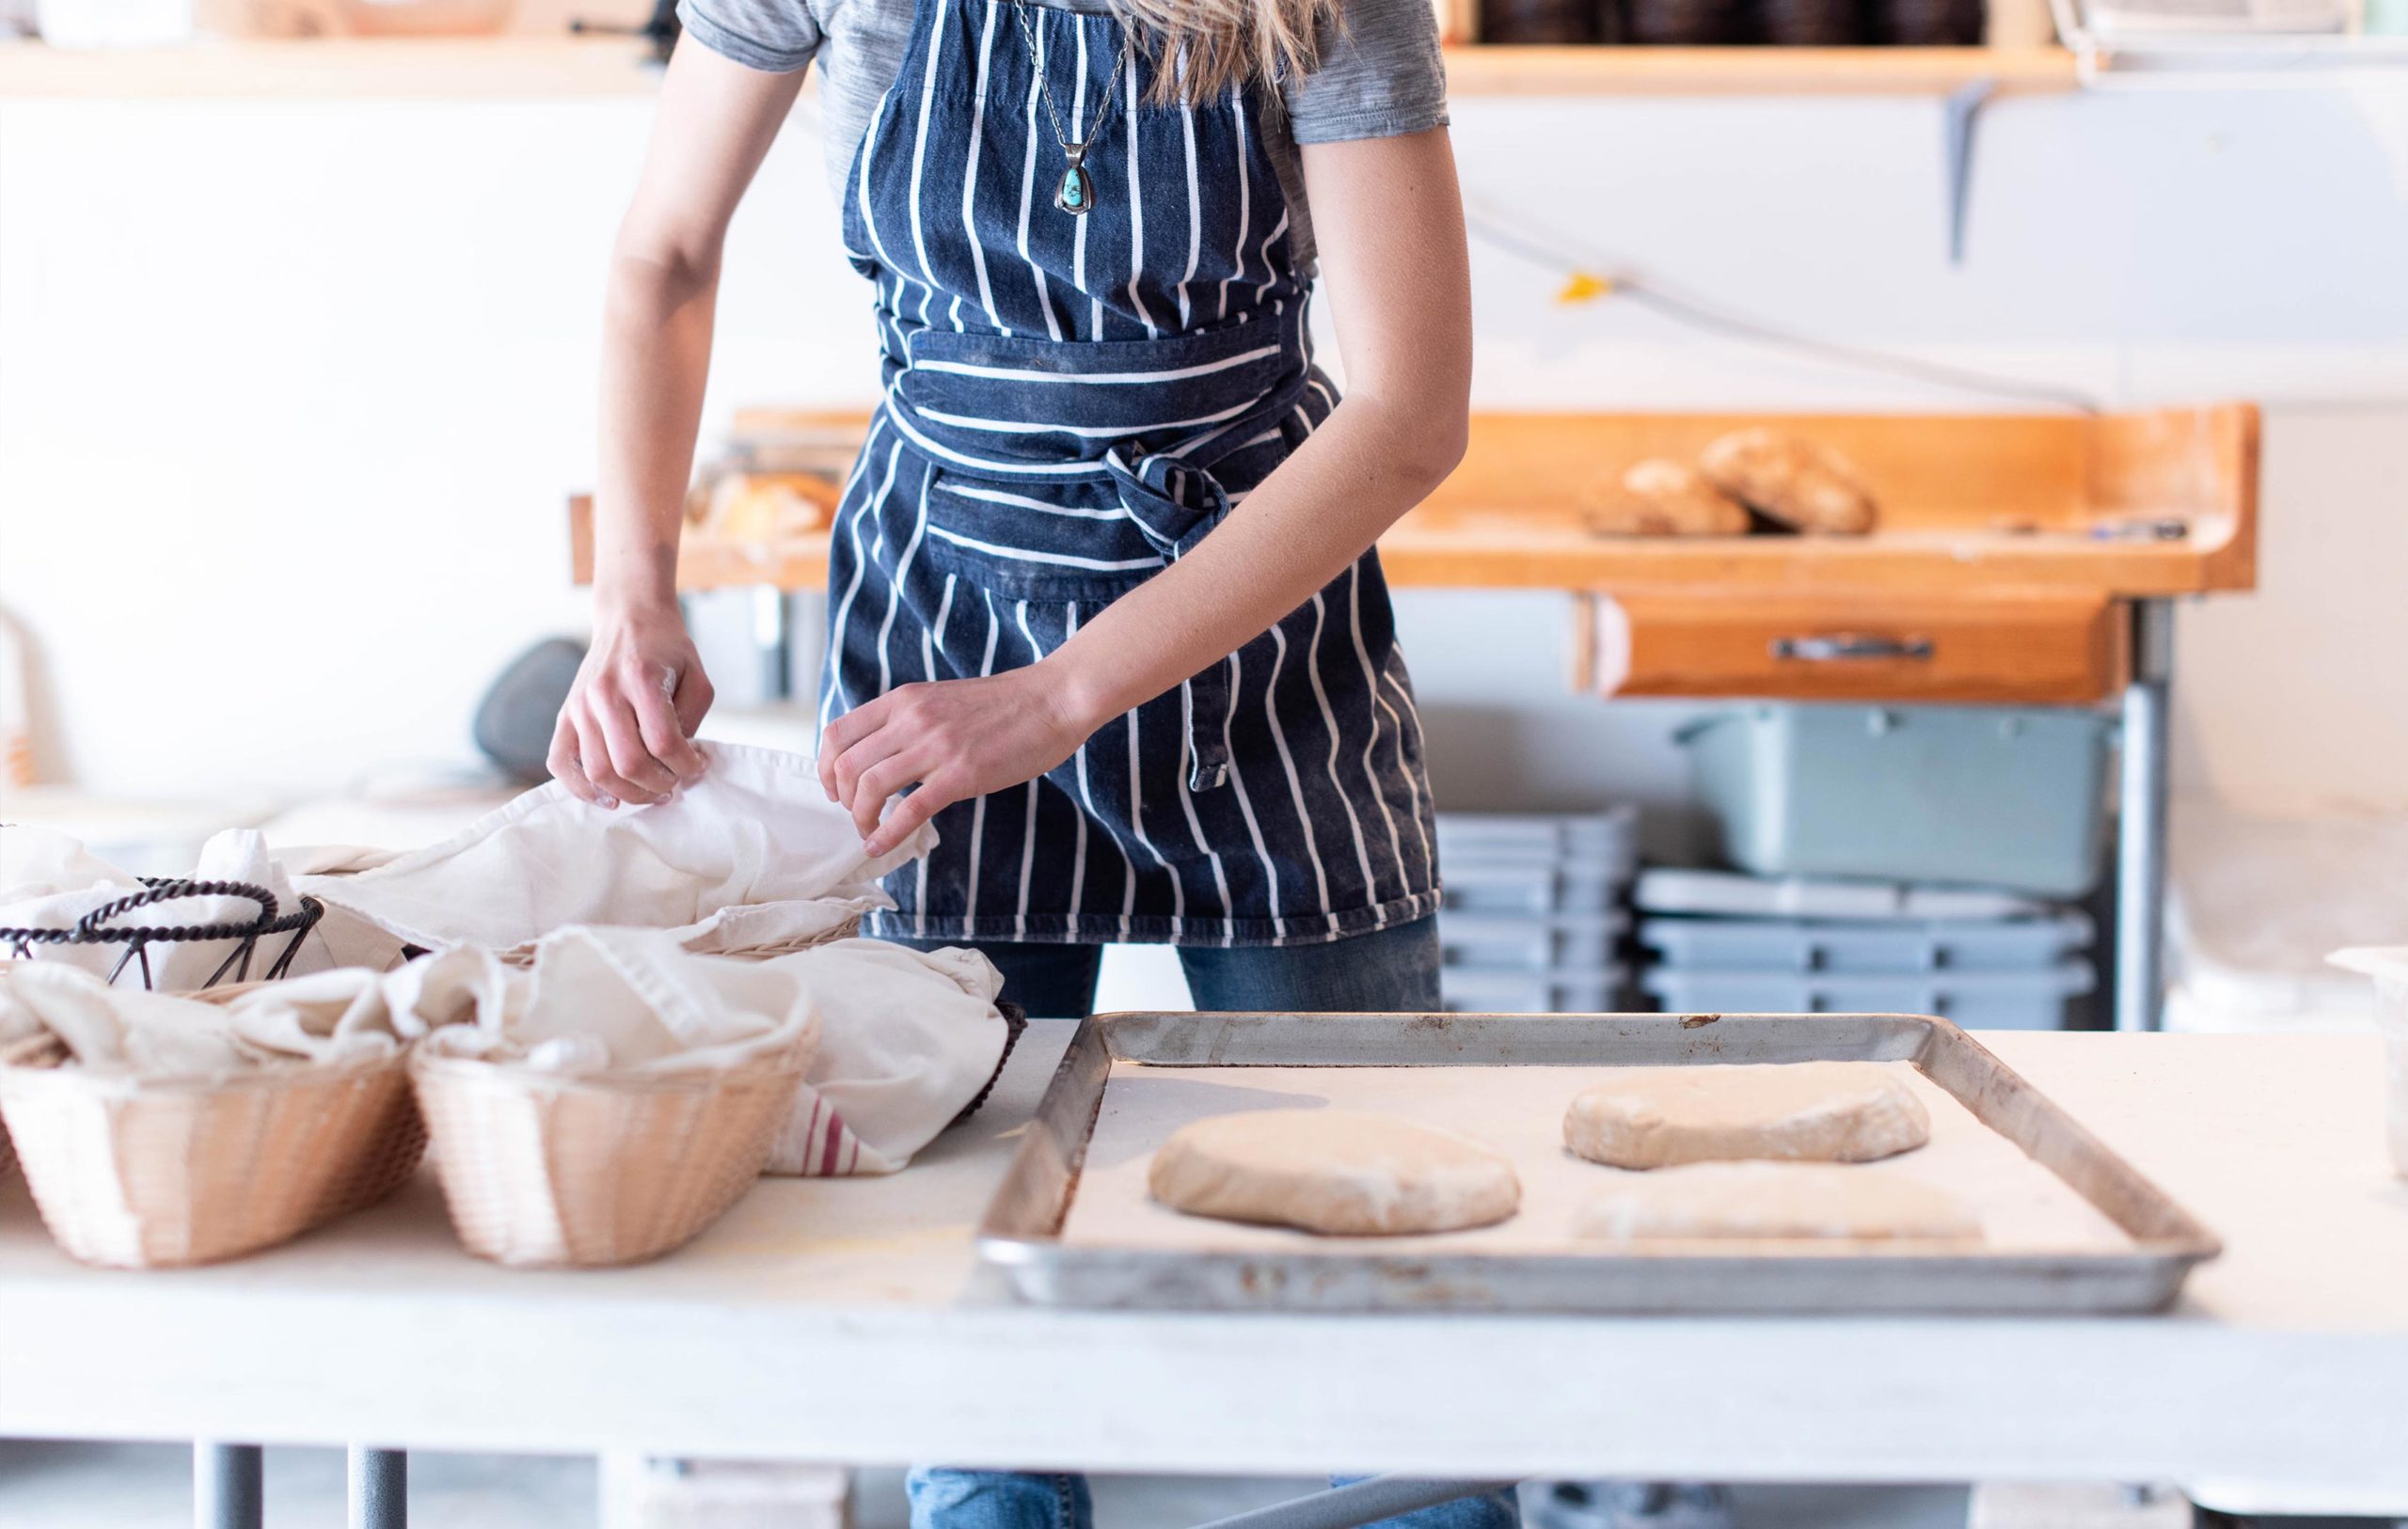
{"left": 1121, "top": 0, "right": 1348, "bottom": 105}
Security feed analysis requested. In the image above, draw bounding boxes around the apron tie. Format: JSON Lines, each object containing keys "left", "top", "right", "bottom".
{"left": 1105, "top": 445, "right": 1236, "bottom": 792}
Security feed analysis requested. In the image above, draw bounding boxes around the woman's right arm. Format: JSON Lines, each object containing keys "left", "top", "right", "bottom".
{"left": 551, "top": 39, "right": 807, "bottom": 809}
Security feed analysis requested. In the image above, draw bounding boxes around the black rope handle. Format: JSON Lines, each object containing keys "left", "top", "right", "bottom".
{"left": 72, "top": 878, "right": 279, "bottom": 945}
{"left": 948, "top": 999, "right": 1029, "bottom": 1129}
{"left": 3, "top": 879, "right": 326, "bottom": 991}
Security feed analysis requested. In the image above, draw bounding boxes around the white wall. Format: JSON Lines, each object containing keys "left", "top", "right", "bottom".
{"left": 3, "top": 83, "right": 2406, "bottom": 824}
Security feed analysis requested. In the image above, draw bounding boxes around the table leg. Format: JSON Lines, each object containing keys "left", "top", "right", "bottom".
{"left": 194, "top": 1442, "right": 262, "bottom": 1529}
{"left": 2115, "top": 598, "right": 2175, "bottom": 1032}
{"left": 752, "top": 587, "right": 793, "bottom": 701}
{"left": 348, "top": 1446, "right": 407, "bottom": 1529}
{"left": 1189, "top": 1477, "right": 1521, "bottom": 1529}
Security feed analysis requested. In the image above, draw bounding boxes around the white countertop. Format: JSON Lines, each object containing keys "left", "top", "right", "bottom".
{"left": 3, "top": 1029, "right": 2403, "bottom": 1491}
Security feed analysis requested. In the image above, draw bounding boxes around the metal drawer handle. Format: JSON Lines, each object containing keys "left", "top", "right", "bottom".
{"left": 1770, "top": 634, "right": 1936, "bottom": 663}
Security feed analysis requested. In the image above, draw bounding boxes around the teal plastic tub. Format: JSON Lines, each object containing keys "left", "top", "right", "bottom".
{"left": 1678, "top": 703, "right": 2113, "bottom": 898}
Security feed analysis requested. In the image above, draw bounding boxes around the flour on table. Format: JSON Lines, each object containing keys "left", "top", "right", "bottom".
{"left": 1573, "top": 1161, "right": 1982, "bottom": 1243}
{"left": 1148, "top": 1108, "right": 1522, "bottom": 1237}
{"left": 1564, "top": 1061, "right": 1931, "bottom": 1169}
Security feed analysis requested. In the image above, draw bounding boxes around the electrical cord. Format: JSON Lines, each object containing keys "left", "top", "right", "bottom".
{"left": 1464, "top": 205, "right": 2105, "bottom": 416}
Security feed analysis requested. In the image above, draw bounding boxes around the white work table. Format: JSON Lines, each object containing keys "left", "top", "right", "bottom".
{"left": 2, "top": 1030, "right": 2403, "bottom": 1496}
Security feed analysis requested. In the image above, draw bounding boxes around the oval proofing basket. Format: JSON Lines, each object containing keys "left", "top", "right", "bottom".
{"left": 409, "top": 1048, "right": 806, "bottom": 1269}
{"left": 0, "top": 1036, "right": 427, "bottom": 1269}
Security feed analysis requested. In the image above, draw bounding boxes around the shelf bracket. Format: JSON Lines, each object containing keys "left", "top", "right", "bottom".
{"left": 1942, "top": 76, "right": 1999, "bottom": 265}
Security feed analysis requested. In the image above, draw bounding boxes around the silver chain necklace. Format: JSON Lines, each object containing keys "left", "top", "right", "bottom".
{"left": 1013, "top": 2, "right": 1132, "bottom": 216}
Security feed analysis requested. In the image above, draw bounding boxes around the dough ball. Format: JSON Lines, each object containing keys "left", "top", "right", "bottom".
{"left": 1579, "top": 458, "right": 1751, "bottom": 538}
{"left": 1564, "top": 1061, "right": 1931, "bottom": 1170}
{"left": 1149, "top": 1109, "right": 1521, "bottom": 1237}
{"left": 1698, "top": 429, "right": 1878, "bottom": 535}
{"left": 1573, "top": 1162, "right": 1981, "bottom": 1244}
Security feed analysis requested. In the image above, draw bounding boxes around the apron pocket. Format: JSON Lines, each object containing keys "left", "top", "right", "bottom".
{"left": 920, "top": 471, "right": 1168, "bottom": 601}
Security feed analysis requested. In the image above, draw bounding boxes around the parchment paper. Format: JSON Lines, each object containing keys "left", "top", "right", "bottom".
{"left": 1059, "top": 1061, "right": 2131, "bottom": 1255}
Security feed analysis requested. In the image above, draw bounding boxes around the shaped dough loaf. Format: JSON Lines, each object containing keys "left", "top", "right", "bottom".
{"left": 1573, "top": 1161, "right": 1981, "bottom": 1243}
{"left": 1149, "top": 1108, "right": 1522, "bottom": 1237}
{"left": 1564, "top": 1061, "right": 1931, "bottom": 1170}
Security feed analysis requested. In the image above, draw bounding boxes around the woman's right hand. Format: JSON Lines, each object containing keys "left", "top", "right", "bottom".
{"left": 549, "top": 596, "right": 715, "bottom": 809}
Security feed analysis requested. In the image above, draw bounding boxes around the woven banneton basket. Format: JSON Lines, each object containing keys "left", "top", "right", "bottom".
{"left": 409, "top": 1047, "right": 807, "bottom": 1269}
{"left": 0, "top": 1033, "right": 427, "bottom": 1269}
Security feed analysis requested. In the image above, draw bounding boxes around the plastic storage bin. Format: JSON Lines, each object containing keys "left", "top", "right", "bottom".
{"left": 1640, "top": 913, "right": 2091, "bottom": 975}
{"left": 1443, "top": 859, "right": 1626, "bottom": 916}
{"left": 1633, "top": 867, "right": 2049, "bottom": 923}
{"left": 1678, "top": 703, "right": 2113, "bottom": 898}
{"left": 1440, "top": 964, "right": 1627, "bottom": 1015}
{"left": 1640, "top": 963, "right": 2094, "bottom": 1032}
{"left": 1441, "top": 910, "right": 1628, "bottom": 970}
{"left": 1434, "top": 810, "right": 1639, "bottom": 1015}
{"left": 1436, "top": 808, "right": 1639, "bottom": 881}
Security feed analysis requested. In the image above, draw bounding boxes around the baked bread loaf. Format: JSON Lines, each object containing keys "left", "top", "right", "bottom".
{"left": 1699, "top": 429, "right": 1878, "bottom": 535}
{"left": 1579, "top": 458, "right": 1751, "bottom": 538}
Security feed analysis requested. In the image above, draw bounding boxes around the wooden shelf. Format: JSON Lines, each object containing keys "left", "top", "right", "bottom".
{"left": 0, "top": 38, "right": 662, "bottom": 97}
{"left": 571, "top": 403, "right": 2260, "bottom": 600}
{"left": 0, "top": 38, "right": 2083, "bottom": 101}
{"left": 1441, "top": 43, "right": 2081, "bottom": 95}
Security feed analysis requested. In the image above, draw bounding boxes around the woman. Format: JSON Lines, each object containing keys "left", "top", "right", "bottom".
{"left": 554, "top": 0, "right": 1485, "bottom": 1516}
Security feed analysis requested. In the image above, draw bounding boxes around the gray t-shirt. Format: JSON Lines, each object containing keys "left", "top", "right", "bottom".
{"left": 674, "top": 0, "right": 1448, "bottom": 275}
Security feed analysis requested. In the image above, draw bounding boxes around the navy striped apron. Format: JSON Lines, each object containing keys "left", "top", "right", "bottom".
{"left": 822, "top": 0, "right": 1439, "bottom": 948}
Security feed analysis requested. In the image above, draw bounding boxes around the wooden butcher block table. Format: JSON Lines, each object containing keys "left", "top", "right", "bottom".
{"left": 2, "top": 1027, "right": 2401, "bottom": 1505}
{"left": 567, "top": 403, "right": 2261, "bottom": 1032}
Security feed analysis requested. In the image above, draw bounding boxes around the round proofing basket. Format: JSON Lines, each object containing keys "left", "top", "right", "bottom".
{"left": 409, "top": 1048, "right": 807, "bottom": 1269}
{"left": 0, "top": 1036, "right": 427, "bottom": 1269}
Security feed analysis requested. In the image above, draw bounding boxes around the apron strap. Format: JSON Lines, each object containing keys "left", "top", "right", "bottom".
{"left": 1106, "top": 446, "right": 1238, "bottom": 792}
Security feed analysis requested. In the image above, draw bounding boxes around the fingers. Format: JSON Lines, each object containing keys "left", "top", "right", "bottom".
{"left": 865, "top": 775, "right": 958, "bottom": 858}
{"left": 672, "top": 662, "right": 716, "bottom": 738}
{"left": 570, "top": 713, "right": 634, "bottom": 810}
{"left": 847, "top": 749, "right": 933, "bottom": 843}
{"left": 817, "top": 698, "right": 880, "bottom": 802}
{"left": 825, "top": 700, "right": 911, "bottom": 812}
{"left": 630, "top": 666, "right": 708, "bottom": 780}
{"left": 547, "top": 716, "right": 602, "bottom": 805}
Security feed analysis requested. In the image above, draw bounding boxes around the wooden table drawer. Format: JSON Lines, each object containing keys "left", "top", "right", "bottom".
{"left": 1580, "top": 591, "right": 2123, "bottom": 704}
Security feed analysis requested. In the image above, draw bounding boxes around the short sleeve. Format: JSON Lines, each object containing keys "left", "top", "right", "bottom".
{"left": 1281, "top": 0, "right": 1450, "bottom": 147}
{"left": 676, "top": 0, "right": 821, "bottom": 74}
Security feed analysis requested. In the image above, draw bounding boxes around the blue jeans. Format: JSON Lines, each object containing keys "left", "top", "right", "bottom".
{"left": 911, "top": 914, "right": 1445, "bottom": 1019}
{"left": 908, "top": 919, "right": 1514, "bottom": 1529}
{"left": 906, "top": 1472, "right": 1517, "bottom": 1529}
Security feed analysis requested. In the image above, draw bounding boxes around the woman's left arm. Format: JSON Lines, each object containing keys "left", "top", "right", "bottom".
{"left": 823, "top": 126, "right": 1473, "bottom": 854}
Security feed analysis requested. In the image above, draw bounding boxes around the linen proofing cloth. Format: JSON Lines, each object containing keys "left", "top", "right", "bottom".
{"left": 392, "top": 927, "right": 819, "bottom": 1076}
{"left": 759, "top": 937, "right": 1011, "bottom": 1175}
{"left": 294, "top": 744, "right": 935, "bottom": 967}
{"left": 0, "top": 960, "right": 404, "bottom": 1077}
{"left": 820, "top": 0, "right": 1440, "bottom": 950}
{"left": 0, "top": 825, "right": 342, "bottom": 989}
{"left": 388, "top": 930, "right": 1008, "bottom": 1173}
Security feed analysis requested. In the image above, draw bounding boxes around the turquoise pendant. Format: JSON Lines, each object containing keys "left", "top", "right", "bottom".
{"left": 1054, "top": 149, "right": 1095, "bottom": 216}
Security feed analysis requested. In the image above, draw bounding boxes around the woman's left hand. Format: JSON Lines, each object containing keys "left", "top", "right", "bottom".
{"left": 819, "top": 665, "right": 1098, "bottom": 857}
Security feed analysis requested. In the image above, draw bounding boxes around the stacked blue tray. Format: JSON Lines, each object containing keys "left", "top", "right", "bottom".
{"left": 1434, "top": 810, "right": 1637, "bottom": 1015}
{"left": 1635, "top": 868, "right": 2096, "bottom": 1031}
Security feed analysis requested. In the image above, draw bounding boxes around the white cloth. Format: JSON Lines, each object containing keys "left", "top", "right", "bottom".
{"left": 761, "top": 938, "right": 1011, "bottom": 1176}
{"left": 0, "top": 961, "right": 401, "bottom": 1077}
{"left": 0, "top": 826, "right": 341, "bottom": 988}
{"left": 380, "top": 930, "right": 1007, "bottom": 1171}
{"left": 0, "top": 825, "right": 140, "bottom": 903}
{"left": 297, "top": 744, "right": 934, "bottom": 966}
{"left": 393, "top": 927, "right": 819, "bottom": 1076}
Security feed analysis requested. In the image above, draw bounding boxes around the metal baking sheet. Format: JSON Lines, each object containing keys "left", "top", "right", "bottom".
{"left": 974, "top": 1012, "right": 2222, "bottom": 1315}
